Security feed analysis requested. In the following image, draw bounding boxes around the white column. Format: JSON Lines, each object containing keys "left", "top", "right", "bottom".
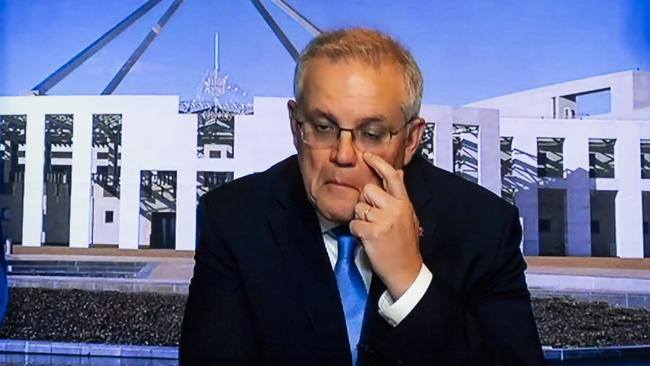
{"left": 233, "top": 98, "right": 293, "bottom": 178}
{"left": 512, "top": 134, "right": 539, "bottom": 256}
{"left": 615, "top": 125, "right": 644, "bottom": 258}
{"left": 434, "top": 119, "right": 453, "bottom": 172}
{"left": 175, "top": 168, "right": 196, "bottom": 251}
{"left": 233, "top": 114, "right": 258, "bottom": 179}
{"left": 118, "top": 167, "right": 140, "bottom": 249}
{"left": 478, "top": 110, "right": 501, "bottom": 195}
{"left": 69, "top": 113, "right": 93, "bottom": 248}
{"left": 22, "top": 111, "right": 45, "bottom": 247}
{"left": 564, "top": 135, "right": 591, "bottom": 256}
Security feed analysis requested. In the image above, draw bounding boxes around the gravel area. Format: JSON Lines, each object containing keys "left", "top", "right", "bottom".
{"left": 0, "top": 288, "right": 649, "bottom": 348}
{"left": 0, "top": 288, "right": 183, "bottom": 346}
{"left": 532, "top": 297, "right": 650, "bottom": 348}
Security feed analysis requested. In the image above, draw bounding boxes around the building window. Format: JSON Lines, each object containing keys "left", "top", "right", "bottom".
{"left": 537, "top": 138, "right": 564, "bottom": 178}
{"left": 537, "top": 152, "right": 547, "bottom": 177}
{"left": 641, "top": 140, "right": 650, "bottom": 179}
{"left": 452, "top": 124, "right": 479, "bottom": 184}
{"left": 105, "top": 211, "right": 114, "bottom": 223}
{"left": 500, "top": 137, "right": 514, "bottom": 177}
{"left": 196, "top": 108, "right": 235, "bottom": 159}
{"left": 501, "top": 186, "right": 516, "bottom": 205}
{"left": 589, "top": 139, "right": 616, "bottom": 178}
{"left": 51, "top": 151, "right": 73, "bottom": 159}
{"left": 196, "top": 171, "right": 234, "bottom": 202}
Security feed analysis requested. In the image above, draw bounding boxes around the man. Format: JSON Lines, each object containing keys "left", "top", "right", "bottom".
{"left": 180, "top": 28, "right": 544, "bottom": 365}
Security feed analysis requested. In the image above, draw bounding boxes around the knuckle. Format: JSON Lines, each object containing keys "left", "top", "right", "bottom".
{"left": 360, "top": 185, "right": 370, "bottom": 198}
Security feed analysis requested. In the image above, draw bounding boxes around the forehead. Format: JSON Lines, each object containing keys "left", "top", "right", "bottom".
{"left": 300, "top": 57, "right": 407, "bottom": 121}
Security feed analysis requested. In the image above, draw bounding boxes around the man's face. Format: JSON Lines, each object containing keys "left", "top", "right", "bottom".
{"left": 288, "top": 57, "right": 423, "bottom": 223}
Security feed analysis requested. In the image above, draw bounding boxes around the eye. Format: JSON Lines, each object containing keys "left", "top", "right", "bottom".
{"left": 313, "top": 122, "right": 336, "bottom": 133}
{"left": 359, "top": 128, "right": 385, "bottom": 141}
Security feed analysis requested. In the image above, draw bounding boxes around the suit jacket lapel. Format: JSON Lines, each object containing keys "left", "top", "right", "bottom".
{"left": 267, "top": 157, "right": 351, "bottom": 364}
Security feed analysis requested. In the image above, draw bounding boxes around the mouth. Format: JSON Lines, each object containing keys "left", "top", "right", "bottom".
{"left": 325, "top": 180, "right": 360, "bottom": 192}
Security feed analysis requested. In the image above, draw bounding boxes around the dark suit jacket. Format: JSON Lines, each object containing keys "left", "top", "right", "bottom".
{"left": 180, "top": 155, "right": 545, "bottom": 366}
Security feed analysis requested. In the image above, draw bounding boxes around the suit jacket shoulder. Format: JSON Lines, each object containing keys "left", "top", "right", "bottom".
{"left": 201, "top": 155, "right": 299, "bottom": 212}
{"left": 408, "top": 155, "right": 517, "bottom": 227}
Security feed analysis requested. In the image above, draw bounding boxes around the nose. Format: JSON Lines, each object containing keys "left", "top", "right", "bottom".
{"left": 330, "top": 130, "right": 358, "bottom": 167}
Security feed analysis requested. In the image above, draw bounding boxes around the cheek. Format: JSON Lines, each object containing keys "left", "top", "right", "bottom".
{"left": 376, "top": 146, "right": 405, "bottom": 170}
{"left": 298, "top": 150, "right": 329, "bottom": 195}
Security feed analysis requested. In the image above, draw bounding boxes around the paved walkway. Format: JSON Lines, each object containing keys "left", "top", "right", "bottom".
{"left": 515, "top": 257, "right": 650, "bottom": 309}
{"left": 7, "top": 248, "right": 650, "bottom": 308}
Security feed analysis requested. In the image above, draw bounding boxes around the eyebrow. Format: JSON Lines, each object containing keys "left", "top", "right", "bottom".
{"left": 308, "top": 109, "right": 389, "bottom": 125}
{"left": 308, "top": 110, "right": 339, "bottom": 123}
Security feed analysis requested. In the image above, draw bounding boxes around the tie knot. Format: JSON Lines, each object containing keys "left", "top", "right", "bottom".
{"left": 331, "top": 225, "right": 357, "bottom": 262}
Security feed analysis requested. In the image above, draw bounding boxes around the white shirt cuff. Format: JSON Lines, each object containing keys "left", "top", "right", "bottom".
{"left": 377, "top": 264, "right": 433, "bottom": 327}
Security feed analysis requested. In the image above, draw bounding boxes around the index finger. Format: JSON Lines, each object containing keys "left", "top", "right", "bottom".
{"left": 362, "top": 152, "right": 408, "bottom": 200}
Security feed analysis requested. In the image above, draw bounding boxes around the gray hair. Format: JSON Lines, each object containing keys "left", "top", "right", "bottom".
{"left": 293, "top": 28, "right": 424, "bottom": 121}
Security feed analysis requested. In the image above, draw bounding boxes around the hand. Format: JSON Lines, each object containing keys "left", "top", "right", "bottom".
{"left": 350, "top": 152, "right": 423, "bottom": 300}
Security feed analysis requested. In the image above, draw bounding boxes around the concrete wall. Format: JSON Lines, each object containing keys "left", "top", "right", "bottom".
{"left": 91, "top": 187, "right": 120, "bottom": 245}
{"left": 468, "top": 70, "right": 650, "bottom": 120}
{"left": 499, "top": 116, "right": 650, "bottom": 258}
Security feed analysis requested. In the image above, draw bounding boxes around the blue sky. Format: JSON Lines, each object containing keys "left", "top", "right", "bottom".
{"left": 0, "top": 0, "right": 648, "bottom": 105}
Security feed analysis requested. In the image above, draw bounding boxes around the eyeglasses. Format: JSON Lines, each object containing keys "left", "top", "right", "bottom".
{"left": 295, "top": 117, "right": 416, "bottom": 153}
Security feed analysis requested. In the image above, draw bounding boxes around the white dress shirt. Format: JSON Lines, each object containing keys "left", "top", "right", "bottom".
{"left": 317, "top": 214, "right": 433, "bottom": 327}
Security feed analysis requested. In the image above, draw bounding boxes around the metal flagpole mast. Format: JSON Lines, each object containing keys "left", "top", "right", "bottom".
{"left": 31, "top": 0, "right": 323, "bottom": 95}
{"left": 249, "top": 0, "right": 300, "bottom": 62}
{"left": 31, "top": 0, "right": 164, "bottom": 95}
{"left": 270, "top": 0, "right": 321, "bottom": 36}
{"left": 102, "top": 0, "right": 185, "bottom": 95}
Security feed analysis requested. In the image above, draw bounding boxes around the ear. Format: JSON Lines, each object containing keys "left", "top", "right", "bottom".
{"left": 287, "top": 100, "right": 300, "bottom": 152}
{"left": 402, "top": 118, "right": 426, "bottom": 166}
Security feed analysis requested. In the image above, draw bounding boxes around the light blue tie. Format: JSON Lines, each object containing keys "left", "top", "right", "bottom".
{"left": 331, "top": 226, "right": 368, "bottom": 365}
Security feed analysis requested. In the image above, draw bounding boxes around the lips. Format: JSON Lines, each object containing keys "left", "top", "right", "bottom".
{"left": 325, "top": 178, "right": 360, "bottom": 191}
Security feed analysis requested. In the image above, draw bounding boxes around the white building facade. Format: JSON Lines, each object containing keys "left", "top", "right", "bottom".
{"left": 470, "top": 70, "right": 650, "bottom": 258}
{"left": 1, "top": 70, "right": 648, "bottom": 258}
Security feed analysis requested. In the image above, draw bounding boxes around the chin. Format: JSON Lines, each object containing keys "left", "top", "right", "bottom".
{"left": 318, "top": 205, "right": 354, "bottom": 223}
{"left": 314, "top": 192, "right": 358, "bottom": 224}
